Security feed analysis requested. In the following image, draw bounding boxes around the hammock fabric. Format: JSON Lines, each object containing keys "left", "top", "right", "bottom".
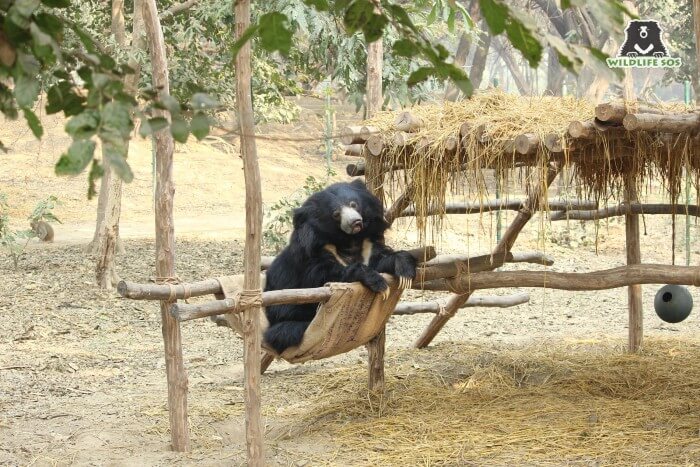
{"left": 219, "top": 274, "right": 404, "bottom": 363}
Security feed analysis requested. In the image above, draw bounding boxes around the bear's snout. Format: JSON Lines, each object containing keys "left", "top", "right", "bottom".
{"left": 340, "top": 206, "right": 363, "bottom": 234}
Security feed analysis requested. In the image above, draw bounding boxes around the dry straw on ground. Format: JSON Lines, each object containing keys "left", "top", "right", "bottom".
{"left": 365, "top": 90, "right": 698, "bottom": 241}
{"left": 274, "top": 338, "right": 700, "bottom": 466}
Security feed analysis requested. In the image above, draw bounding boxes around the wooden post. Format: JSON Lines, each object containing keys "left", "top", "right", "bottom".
{"left": 414, "top": 165, "right": 559, "bottom": 348}
{"left": 625, "top": 175, "right": 643, "bottom": 353}
{"left": 365, "top": 31, "right": 385, "bottom": 393}
{"left": 141, "top": 0, "right": 189, "bottom": 452}
{"left": 234, "top": 0, "right": 265, "bottom": 463}
{"left": 695, "top": 0, "right": 700, "bottom": 105}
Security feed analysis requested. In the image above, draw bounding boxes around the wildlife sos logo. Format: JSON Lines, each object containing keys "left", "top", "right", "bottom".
{"left": 607, "top": 20, "right": 681, "bottom": 69}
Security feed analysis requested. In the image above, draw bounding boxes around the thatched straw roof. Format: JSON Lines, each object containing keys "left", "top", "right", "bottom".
{"left": 348, "top": 90, "right": 698, "bottom": 238}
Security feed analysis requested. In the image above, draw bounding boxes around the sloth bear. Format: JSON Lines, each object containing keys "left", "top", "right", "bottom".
{"left": 619, "top": 20, "right": 668, "bottom": 58}
{"left": 263, "top": 179, "right": 417, "bottom": 354}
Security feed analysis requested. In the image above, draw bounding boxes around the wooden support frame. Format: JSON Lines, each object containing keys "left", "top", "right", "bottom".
{"left": 397, "top": 199, "right": 597, "bottom": 219}
{"left": 550, "top": 203, "right": 700, "bottom": 221}
{"left": 142, "top": 0, "right": 189, "bottom": 452}
{"left": 414, "top": 164, "right": 559, "bottom": 348}
{"left": 625, "top": 176, "right": 643, "bottom": 353}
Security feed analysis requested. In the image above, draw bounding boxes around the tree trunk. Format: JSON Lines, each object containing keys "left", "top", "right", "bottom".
{"left": 142, "top": 0, "right": 190, "bottom": 452}
{"left": 365, "top": 29, "right": 385, "bottom": 393}
{"left": 469, "top": 23, "right": 492, "bottom": 90}
{"left": 545, "top": 48, "right": 564, "bottom": 96}
{"left": 694, "top": 0, "right": 700, "bottom": 105}
{"left": 366, "top": 38, "right": 383, "bottom": 118}
{"left": 234, "top": 0, "right": 265, "bottom": 464}
{"left": 444, "top": 32, "right": 473, "bottom": 101}
{"left": 494, "top": 37, "right": 531, "bottom": 95}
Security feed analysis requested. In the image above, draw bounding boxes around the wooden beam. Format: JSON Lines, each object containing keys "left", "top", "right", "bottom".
{"left": 515, "top": 133, "right": 540, "bottom": 155}
{"left": 595, "top": 102, "right": 671, "bottom": 124}
{"left": 234, "top": 0, "right": 265, "bottom": 461}
{"left": 142, "top": 0, "right": 189, "bottom": 452}
{"left": 413, "top": 164, "right": 560, "bottom": 349}
{"left": 344, "top": 144, "right": 363, "bottom": 158}
{"left": 397, "top": 199, "right": 597, "bottom": 218}
{"left": 623, "top": 113, "right": 700, "bottom": 133}
{"left": 625, "top": 176, "right": 643, "bottom": 353}
{"left": 422, "top": 264, "right": 700, "bottom": 294}
{"left": 550, "top": 203, "right": 700, "bottom": 221}
{"left": 393, "top": 292, "right": 530, "bottom": 315}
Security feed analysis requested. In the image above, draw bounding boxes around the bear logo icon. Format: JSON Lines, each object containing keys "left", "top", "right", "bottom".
{"left": 618, "top": 20, "right": 668, "bottom": 58}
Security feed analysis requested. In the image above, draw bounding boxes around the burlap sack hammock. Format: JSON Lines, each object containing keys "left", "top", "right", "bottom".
{"left": 219, "top": 273, "right": 404, "bottom": 363}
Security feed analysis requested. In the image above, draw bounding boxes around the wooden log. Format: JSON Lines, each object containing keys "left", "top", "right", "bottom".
{"left": 394, "top": 111, "right": 423, "bottom": 132}
{"left": 119, "top": 247, "right": 438, "bottom": 300}
{"left": 393, "top": 292, "right": 530, "bottom": 315}
{"left": 393, "top": 131, "right": 411, "bottom": 147}
{"left": 515, "top": 133, "right": 539, "bottom": 155}
{"left": 444, "top": 135, "right": 459, "bottom": 152}
{"left": 340, "top": 125, "right": 364, "bottom": 145}
{"left": 423, "top": 264, "right": 700, "bottom": 294}
{"left": 503, "top": 139, "right": 516, "bottom": 154}
{"left": 234, "top": 0, "right": 265, "bottom": 461}
{"left": 625, "top": 176, "right": 643, "bottom": 354}
{"left": 568, "top": 120, "right": 594, "bottom": 139}
{"left": 459, "top": 122, "right": 488, "bottom": 141}
{"left": 385, "top": 185, "right": 415, "bottom": 226}
{"left": 595, "top": 102, "right": 671, "bottom": 123}
{"left": 550, "top": 203, "right": 700, "bottom": 221}
{"left": 623, "top": 113, "right": 700, "bottom": 133}
{"left": 544, "top": 133, "right": 564, "bottom": 153}
{"left": 366, "top": 134, "right": 384, "bottom": 156}
{"left": 171, "top": 286, "right": 334, "bottom": 321}
{"left": 360, "top": 125, "right": 379, "bottom": 141}
{"left": 398, "top": 199, "right": 597, "bottom": 218}
{"left": 344, "top": 144, "right": 363, "bottom": 157}
{"left": 142, "top": 0, "right": 190, "bottom": 452}
{"left": 346, "top": 161, "right": 365, "bottom": 176}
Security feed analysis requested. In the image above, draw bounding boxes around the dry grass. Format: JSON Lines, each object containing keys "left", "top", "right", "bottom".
{"left": 274, "top": 338, "right": 700, "bottom": 466}
{"left": 365, "top": 90, "right": 698, "bottom": 242}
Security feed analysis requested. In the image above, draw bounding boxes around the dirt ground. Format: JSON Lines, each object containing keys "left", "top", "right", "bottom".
{"left": 3, "top": 100, "right": 700, "bottom": 466}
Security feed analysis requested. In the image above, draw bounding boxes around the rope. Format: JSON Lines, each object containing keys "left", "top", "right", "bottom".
{"left": 239, "top": 289, "right": 263, "bottom": 309}
{"left": 152, "top": 276, "right": 192, "bottom": 302}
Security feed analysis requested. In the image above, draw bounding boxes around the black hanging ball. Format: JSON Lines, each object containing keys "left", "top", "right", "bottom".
{"left": 654, "top": 285, "right": 693, "bottom": 323}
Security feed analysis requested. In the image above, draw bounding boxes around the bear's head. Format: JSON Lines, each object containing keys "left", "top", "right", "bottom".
{"left": 292, "top": 179, "right": 387, "bottom": 245}
{"left": 622, "top": 20, "right": 666, "bottom": 56}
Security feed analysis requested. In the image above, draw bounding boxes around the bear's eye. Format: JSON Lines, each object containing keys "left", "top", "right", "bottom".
{"left": 349, "top": 201, "right": 358, "bottom": 209}
{"left": 332, "top": 210, "right": 341, "bottom": 220}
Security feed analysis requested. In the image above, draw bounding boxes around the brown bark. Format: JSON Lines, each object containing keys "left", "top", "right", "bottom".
{"left": 625, "top": 176, "right": 643, "bottom": 353}
{"left": 234, "top": 0, "right": 265, "bottom": 463}
{"left": 141, "top": 0, "right": 190, "bottom": 452}
{"left": 550, "top": 203, "right": 700, "bottom": 221}
{"left": 469, "top": 24, "right": 492, "bottom": 90}
{"left": 366, "top": 39, "right": 383, "bottom": 118}
{"left": 623, "top": 113, "right": 700, "bottom": 133}
{"left": 365, "top": 34, "right": 385, "bottom": 390}
{"left": 445, "top": 32, "right": 473, "bottom": 101}
{"left": 695, "top": 0, "right": 700, "bottom": 106}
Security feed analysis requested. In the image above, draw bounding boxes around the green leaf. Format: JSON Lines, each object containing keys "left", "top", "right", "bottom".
{"left": 55, "top": 139, "right": 95, "bottom": 175}
{"left": 12, "top": 0, "right": 40, "bottom": 18}
{"left": 46, "top": 81, "right": 84, "bottom": 115}
{"left": 231, "top": 24, "right": 260, "bottom": 58}
{"left": 362, "top": 13, "right": 387, "bottom": 42}
{"left": 479, "top": 0, "right": 508, "bottom": 34}
{"left": 14, "top": 74, "right": 40, "bottom": 108}
{"left": 148, "top": 116, "right": 169, "bottom": 132}
{"left": 159, "top": 95, "right": 180, "bottom": 115}
{"left": 344, "top": 0, "right": 374, "bottom": 34}
{"left": 100, "top": 101, "right": 133, "bottom": 139}
{"left": 34, "top": 13, "right": 64, "bottom": 39}
{"left": 41, "top": 0, "right": 70, "bottom": 7}
{"left": 87, "top": 159, "right": 103, "bottom": 199}
{"left": 65, "top": 109, "right": 99, "bottom": 139}
{"left": 258, "top": 12, "right": 294, "bottom": 56}
{"left": 427, "top": 3, "right": 438, "bottom": 25}
{"left": 190, "top": 113, "right": 209, "bottom": 140}
{"left": 392, "top": 39, "right": 416, "bottom": 58}
{"left": 170, "top": 117, "right": 189, "bottom": 143}
{"left": 505, "top": 19, "right": 543, "bottom": 67}
{"left": 407, "top": 66, "right": 435, "bottom": 86}
{"left": 22, "top": 107, "right": 42, "bottom": 138}
{"left": 447, "top": 8, "right": 456, "bottom": 33}
{"left": 30, "top": 23, "right": 59, "bottom": 63}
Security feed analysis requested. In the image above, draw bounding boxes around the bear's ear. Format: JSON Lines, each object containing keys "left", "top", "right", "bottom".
{"left": 350, "top": 179, "right": 366, "bottom": 190}
{"left": 292, "top": 205, "right": 311, "bottom": 229}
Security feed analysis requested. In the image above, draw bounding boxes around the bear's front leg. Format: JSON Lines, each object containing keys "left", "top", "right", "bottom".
{"left": 342, "top": 263, "right": 388, "bottom": 295}
{"left": 373, "top": 250, "right": 417, "bottom": 290}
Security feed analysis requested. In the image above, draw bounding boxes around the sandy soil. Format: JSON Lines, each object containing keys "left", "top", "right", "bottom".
{"left": 2, "top": 99, "right": 700, "bottom": 465}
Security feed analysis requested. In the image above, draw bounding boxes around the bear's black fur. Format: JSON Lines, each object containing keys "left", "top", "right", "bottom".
{"left": 263, "top": 179, "right": 417, "bottom": 354}
{"left": 619, "top": 20, "right": 668, "bottom": 58}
